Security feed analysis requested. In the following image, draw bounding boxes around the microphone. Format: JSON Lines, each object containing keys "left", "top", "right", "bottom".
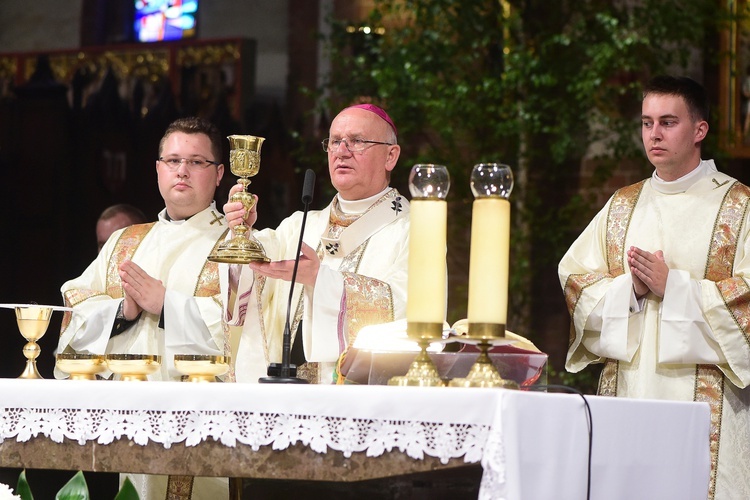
{"left": 259, "top": 169, "right": 315, "bottom": 384}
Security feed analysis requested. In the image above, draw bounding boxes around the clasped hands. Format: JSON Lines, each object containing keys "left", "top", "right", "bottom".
{"left": 223, "top": 185, "right": 321, "bottom": 286}
{"left": 118, "top": 260, "right": 165, "bottom": 321}
{"left": 627, "top": 246, "right": 668, "bottom": 298}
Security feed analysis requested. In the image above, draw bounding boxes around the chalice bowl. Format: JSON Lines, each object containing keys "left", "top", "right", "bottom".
{"left": 208, "top": 134, "right": 270, "bottom": 263}
{"left": 174, "top": 354, "right": 230, "bottom": 382}
{"left": 16, "top": 305, "right": 53, "bottom": 379}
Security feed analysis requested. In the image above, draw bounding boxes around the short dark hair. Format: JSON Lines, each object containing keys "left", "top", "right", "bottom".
{"left": 98, "top": 203, "right": 147, "bottom": 223}
{"left": 642, "top": 75, "right": 709, "bottom": 123}
{"left": 158, "top": 117, "right": 223, "bottom": 162}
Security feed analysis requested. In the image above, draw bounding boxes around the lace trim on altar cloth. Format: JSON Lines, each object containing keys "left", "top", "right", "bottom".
{"left": 1, "top": 408, "right": 506, "bottom": 499}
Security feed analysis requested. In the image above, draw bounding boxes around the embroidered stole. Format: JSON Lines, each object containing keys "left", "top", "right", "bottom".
{"left": 60, "top": 223, "right": 156, "bottom": 335}
{"left": 295, "top": 189, "right": 404, "bottom": 383}
{"left": 596, "top": 179, "right": 750, "bottom": 499}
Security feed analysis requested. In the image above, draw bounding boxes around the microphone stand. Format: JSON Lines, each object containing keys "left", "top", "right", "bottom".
{"left": 259, "top": 169, "right": 315, "bottom": 384}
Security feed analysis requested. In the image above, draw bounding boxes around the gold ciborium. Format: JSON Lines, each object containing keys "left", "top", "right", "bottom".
{"left": 16, "top": 305, "right": 53, "bottom": 379}
{"left": 208, "top": 134, "right": 270, "bottom": 263}
{"left": 55, "top": 353, "right": 106, "bottom": 380}
{"left": 174, "top": 354, "right": 230, "bottom": 382}
{"left": 106, "top": 354, "right": 161, "bottom": 381}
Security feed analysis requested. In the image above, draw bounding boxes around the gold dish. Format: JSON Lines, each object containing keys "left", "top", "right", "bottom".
{"left": 174, "top": 354, "right": 230, "bottom": 382}
{"left": 106, "top": 354, "right": 161, "bottom": 381}
{"left": 55, "top": 353, "right": 106, "bottom": 380}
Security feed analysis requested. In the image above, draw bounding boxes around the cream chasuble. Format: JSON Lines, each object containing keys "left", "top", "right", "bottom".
{"left": 56, "top": 204, "right": 230, "bottom": 500}
{"left": 223, "top": 187, "right": 410, "bottom": 384}
{"left": 559, "top": 160, "right": 750, "bottom": 500}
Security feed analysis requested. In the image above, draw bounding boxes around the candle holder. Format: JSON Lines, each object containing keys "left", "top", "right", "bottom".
{"left": 389, "top": 164, "right": 450, "bottom": 387}
{"left": 450, "top": 163, "right": 518, "bottom": 389}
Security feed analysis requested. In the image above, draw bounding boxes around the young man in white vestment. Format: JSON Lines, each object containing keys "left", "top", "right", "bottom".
{"left": 56, "top": 117, "right": 230, "bottom": 499}
{"left": 559, "top": 76, "right": 750, "bottom": 499}
{"left": 222, "top": 104, "right": 409, "bottom": 384}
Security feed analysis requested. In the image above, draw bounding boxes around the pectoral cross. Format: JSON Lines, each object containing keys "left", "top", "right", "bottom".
{"left": 209, "top": 210, "right": 224, "bottom": 225}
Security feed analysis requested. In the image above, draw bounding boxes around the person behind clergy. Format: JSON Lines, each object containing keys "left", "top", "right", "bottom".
{"left": 56, "top": 116, "right": 231, "bottom": 499}
{"left": 221, "top": 104, "right": 409, "bottom": 384}
{"left": 96, "top": 203, "right": 148, "bottom": 252}
{"left": 559, "top": 75, "right": 750, "bottom": 499}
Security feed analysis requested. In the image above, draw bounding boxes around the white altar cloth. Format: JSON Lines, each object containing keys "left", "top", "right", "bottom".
{"left": 0, "top": 379, "right": 710, "bottom": 500}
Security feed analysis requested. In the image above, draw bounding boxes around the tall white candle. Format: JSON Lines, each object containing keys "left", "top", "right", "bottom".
{"left": 467, "top": 197, "right": 510, "bottom": 327}
{"left": 406, "top": 198, "right": 447, "bottom": 325}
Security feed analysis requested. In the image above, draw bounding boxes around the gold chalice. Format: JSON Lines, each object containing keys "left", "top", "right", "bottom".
{"left": 55, "top": 353, "right": 106, "bottom": 380}
{"left": 16, "top": 305, "right": 53, "bottom": 379}
{"left": 174, "top": 354, "right": 230, "bottom": 382}
{"left": 106, "top": 354, "right": 161, "bottom": 381}
{"left": 208, "top": 134, "right": 269, "bottom": 263}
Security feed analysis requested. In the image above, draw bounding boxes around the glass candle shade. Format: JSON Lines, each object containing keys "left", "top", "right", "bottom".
{"left": 467, "top": 163, "right": 513, "bottom": 336}
{"left": 406, "top": 164, "right": 450, "bottom": 339}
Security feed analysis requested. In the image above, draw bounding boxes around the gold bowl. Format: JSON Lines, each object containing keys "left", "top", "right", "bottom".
{"left": 55, "top": 353, "right": 106, "bottom": 380}
{"left": 174, "top": 354, "right": 230, "bottom": 382}
{"left": 106, "top": 354, "right": 161, "bottom": 381}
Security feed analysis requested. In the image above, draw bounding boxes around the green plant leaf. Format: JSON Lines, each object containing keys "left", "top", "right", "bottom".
{"left": 114, "top": 477, "right": 140, "bottom": 500}
{"left": 16, "top": 469, "right": 34, "bottom": 500}
{"left": 55, "top": 471, "right": 89, "bottom": 500}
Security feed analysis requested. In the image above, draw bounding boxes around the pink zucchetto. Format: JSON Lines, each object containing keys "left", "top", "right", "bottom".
{"left": 345, "top": 103, "right": 397, "bottom": 136}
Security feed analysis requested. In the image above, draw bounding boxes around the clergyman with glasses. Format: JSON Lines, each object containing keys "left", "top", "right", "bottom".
{"left": 55, "top": 117, "right": 230, "bottom": 497}
{"left": 57, "top": 116, "right": 229, "bottom": 383}
{"left": 221, "top": 104, "right": 410, "bottom": 384}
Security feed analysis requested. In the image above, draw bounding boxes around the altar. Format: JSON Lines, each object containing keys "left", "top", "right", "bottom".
{"left": 0, "top": 378, "right": 710, "bottom": 499}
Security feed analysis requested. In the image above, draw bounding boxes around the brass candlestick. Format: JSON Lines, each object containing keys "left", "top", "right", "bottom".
{"left": 209, "top": 135, "right": 270, "bottom": 263}
{"left": 389, "top": 164, "right": 450, "bottom": 387}
{"left": 450, "top": 163, "right": 517, "bottom": 389}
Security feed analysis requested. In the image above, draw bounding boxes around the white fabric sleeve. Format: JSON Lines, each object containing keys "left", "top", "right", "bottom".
{"left": 659, "top": 269, "right": 726, "bottom": 364}
{"left": 163, "top": 289, "right": 223, "bottom": 355}
{"left": 61, "top": 300, "right": 120, "bottom": 355}
{"left": 303, "top": 264, "right": 345, "bottom": 362}
{"left": 582, "top": 273, "right": 644, "bottom": 362}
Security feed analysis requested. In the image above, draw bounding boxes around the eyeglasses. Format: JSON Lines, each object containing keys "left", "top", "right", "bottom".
{"left": 158, "top": 157, "right": 220, "bottom": 170}
{"left": 321, "top": 138, "right": 394, "bottom": 153}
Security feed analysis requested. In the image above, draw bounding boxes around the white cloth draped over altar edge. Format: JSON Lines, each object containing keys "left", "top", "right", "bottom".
{"left": 0, "top": 380, "right": 710, "bottom": 500}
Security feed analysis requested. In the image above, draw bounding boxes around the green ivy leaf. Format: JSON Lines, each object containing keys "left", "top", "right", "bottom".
{"left": 55, "top": 471, "right": 89, "bottom": 500}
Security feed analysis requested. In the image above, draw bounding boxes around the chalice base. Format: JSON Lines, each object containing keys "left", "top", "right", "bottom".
{"left": 19, "top": 360, "right": 43, "bottom": 379}
{"left": 209, "top": 235, "right": 270, "bottom": 264}
{"left": 449, "top": 342, "right": 518, "bottom": 389}
{"left": 388, "top": 346, "right": 445, "bottom": 387}
{"left": 19, "top": 341, "right": 43, "bottom": 379}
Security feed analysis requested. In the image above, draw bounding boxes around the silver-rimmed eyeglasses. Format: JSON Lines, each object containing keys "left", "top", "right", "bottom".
{"left": 158, "top": 157, "right": 220, "bottom": 170}
{"left": 321, "top": 137, "right": 394, "bottom": 153}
